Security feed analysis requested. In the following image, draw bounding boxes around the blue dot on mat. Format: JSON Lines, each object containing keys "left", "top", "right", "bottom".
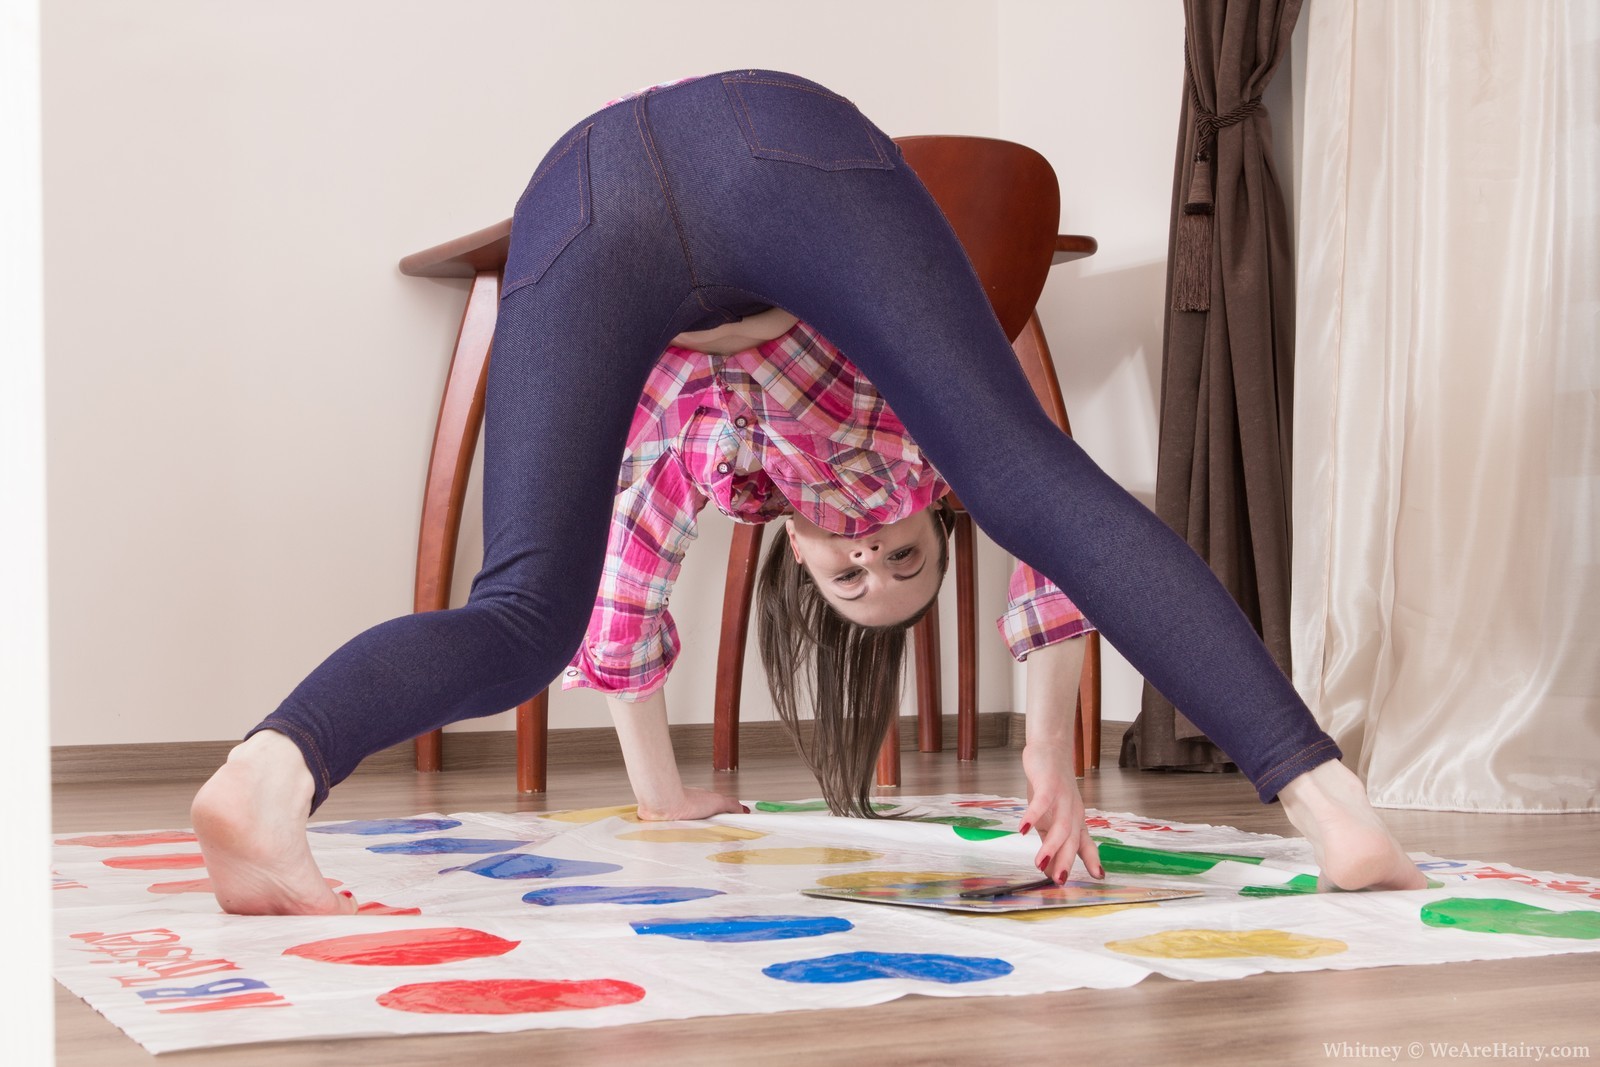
{"left": 630, "top": 915, "right": 854, "bottom": 943}
{"left": 367, "top": 837, "right": 532, "bottom": 855}
{"left": 763, "top": 951, "right": 1014, "bottom": 985}
{"left": 522, "top": 885, "right": 725, "bottom": 907}
{"left": 440, "top": 854, "right": 624, "bottom": 879}
{"left": 309, "top": 818, "right": 463, "bottom": 836}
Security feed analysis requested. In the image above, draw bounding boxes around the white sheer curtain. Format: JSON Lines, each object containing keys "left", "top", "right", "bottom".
{"left": 1292, "top": 0, "right": 1599, "bottom": 812}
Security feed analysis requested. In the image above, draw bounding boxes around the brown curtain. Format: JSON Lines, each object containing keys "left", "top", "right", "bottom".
{"left": 1121, "top": 0, "right": 1303, "bottom": 773}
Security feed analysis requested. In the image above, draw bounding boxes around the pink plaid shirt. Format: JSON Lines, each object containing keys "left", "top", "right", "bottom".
{"left": 562, "top": 319, "right": 1092, "bottom": 700}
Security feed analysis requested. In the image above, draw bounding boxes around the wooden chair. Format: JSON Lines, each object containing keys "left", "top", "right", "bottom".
{"left": 709, "top": 136, "right": 1103, "bottom": 788}
{"left": 399, "top": 136, "right": 1102, "bottom": 793}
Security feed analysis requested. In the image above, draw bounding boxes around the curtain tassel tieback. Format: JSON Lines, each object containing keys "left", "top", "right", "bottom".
{"left": 1173, "top": 80, "right": 1262, "bottom": 313}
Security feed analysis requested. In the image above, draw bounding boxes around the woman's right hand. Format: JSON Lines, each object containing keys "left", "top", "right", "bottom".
{"left": 636, "top": 787, "right": 749, "bottom": 822}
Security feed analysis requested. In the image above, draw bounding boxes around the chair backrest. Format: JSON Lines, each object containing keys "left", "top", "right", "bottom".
{"left": 892, "top": 135, "right": 1061, "bottom": 344}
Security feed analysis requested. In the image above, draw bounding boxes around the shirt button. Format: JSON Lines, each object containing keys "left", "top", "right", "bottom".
{"left": 734, "top": 416, "right": 749, "bottom": 428}
{"left": 564, "top": 668, "right": 579, "bottom": 679}
{"left": 717, "top": 462, "right": 731, "bottom": 475}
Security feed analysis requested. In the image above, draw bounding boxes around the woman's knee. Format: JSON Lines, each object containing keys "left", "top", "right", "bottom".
{"left": 464, "top": 580, "right": 593, "bottom": 668}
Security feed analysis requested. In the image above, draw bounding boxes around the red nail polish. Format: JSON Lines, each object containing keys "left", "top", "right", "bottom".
{"left": 1018, "top": 822, "right": 1032, "bottom": 835}
{"left": 339, "top": 890, "right": 354, "bottom": 899}
{"left": 1038, "top": 854, "right": 1052, "bottom": 872}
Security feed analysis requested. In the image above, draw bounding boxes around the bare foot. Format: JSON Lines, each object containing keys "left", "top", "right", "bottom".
{"left": 191, "top": 731, "right": 357, "bottom": 915}
{"left": 1278, "top": 760, "right": 1427, "bottom": 891}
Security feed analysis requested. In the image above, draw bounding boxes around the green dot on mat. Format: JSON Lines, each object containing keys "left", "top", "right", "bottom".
{"left": 1420, "top": 898, "right": 1600, "bottom": 939}
{"left": 753, "top": 800, "right": 896, "bottom": 814}
{"left": 916, "top": 816, "right": 1001, "bottom": 829}
{"left": 952, "top": 826, "right": 1015, "bottom": 841}
{"left": 1096, "top": 841, "right": 1265, "bottom": 876}
{"left": 1240, "top": 874, "right": 1321, "bottom": 897}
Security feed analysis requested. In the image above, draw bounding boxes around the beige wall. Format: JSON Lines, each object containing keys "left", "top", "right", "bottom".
{"left": 44, "top": 0, "right": 1197, "bottom": 747}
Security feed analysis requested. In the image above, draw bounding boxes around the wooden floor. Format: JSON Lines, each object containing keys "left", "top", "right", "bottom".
{"left": 54, "top": 730, "right": 1600, "bottom": 1066}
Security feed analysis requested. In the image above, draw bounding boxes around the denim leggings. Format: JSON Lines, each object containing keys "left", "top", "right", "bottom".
{"left": 254, "top": 71, "right": 1339, "bottom": 810}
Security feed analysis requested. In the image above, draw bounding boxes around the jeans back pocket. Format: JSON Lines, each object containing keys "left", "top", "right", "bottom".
{"left": 721, "top": 73, "right": 894, "bottom": 172}
{"left": 502, "top": 124, "right": 593, "bottom": 299}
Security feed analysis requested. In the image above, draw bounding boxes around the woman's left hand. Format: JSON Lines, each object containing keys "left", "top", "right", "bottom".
{"left": 636, "top": 787, "right": 749, "bottom": 822}
{"left": 1019, "top": 740, "right": 1104, "bottom": 883}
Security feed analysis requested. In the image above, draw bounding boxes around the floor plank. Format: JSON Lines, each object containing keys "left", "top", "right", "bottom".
{"left": 52, "top": 730, "right": 1600, "bottom": 1065}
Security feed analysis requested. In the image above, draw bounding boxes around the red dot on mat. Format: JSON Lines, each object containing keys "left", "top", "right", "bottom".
{"left": 57, "top": 831, "right": 197, "bottom": 849}
{"left": 356, "top": 901, "right": 423, "bottom": 916}
{"left": 284, "top": 927, "right": 519, "bottom": 966}
{"left": 103, "top": 853, "right": 206, "bottom": 871}
{"left": 377, "top": 978, "right": 645, "bottom": 1015}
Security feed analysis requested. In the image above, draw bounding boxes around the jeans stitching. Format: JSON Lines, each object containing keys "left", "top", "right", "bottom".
{"left": 525, "top": 127, "right": 580, "bottom": 194}
{"left": 634, "top": 94, "right": 715, "bottom": 315}
{"left": 721, "top": 75, "right": 891, "bottom": 170}
{"left": 1259, "top": 737, "right": 1339, "bottom": 787}
{"left": 504, "top": 125, "right": 593, "bottom": 296}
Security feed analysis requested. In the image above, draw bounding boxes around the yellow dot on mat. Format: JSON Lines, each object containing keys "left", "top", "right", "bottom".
{"left": 1106, "top": 928, "right": 1347, "bottom": 959}
{"left": 815, "top": 870, "right": 970, "bottom": 888}
{"left": 616, "top": 827, "right": 768, "bottom": 843}
{"left": 543, "top": 805, "right": 639, "bottom": 824}
{"left": 709, "top": 847, "right": 881, "bottom": 866}
{"left": 995, "top": 903, "right": 1157, "bottom": 922}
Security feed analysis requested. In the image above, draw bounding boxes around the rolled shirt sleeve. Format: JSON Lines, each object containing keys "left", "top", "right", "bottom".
{"left": 996, "top": 562, "right": 1095, "bottom": 662}
{"left": 563, "top": 450, "right": 706, "bottom": 701}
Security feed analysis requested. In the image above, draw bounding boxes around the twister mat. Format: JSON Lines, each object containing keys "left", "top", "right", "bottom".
{"left": 52, "top": 796, "right": 1600, "bottom": 1054}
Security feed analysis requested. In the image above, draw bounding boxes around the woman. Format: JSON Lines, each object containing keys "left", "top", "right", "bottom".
{"left": 192, "top": 71, "right": 1424, "bottom": 915}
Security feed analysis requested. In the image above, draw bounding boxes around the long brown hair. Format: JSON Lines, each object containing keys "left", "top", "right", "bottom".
{"left": 755, "top": 500, "right": 956, "bottom": 818}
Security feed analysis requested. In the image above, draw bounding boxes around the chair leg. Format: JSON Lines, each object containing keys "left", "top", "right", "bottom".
{"left": 913, "top": 607, "right": 942, "bottom": 752}
{"left": 875, "top": 719, "right": 901, "bottom": 787}
{"left": 411, "top": 270, "right": 499, "bottom": 773}
{"left": 713, "top": 524, "right": 765, "bottom": 772}
{"left": 515, "top": 690, "right": 549, "bottom": 794}
{"left": 416, "top": 730, "right": 444, "bottom": 775}
{"left": 953, "top": 511, "right": 978, "bottom": 761}
{"left": 1079, "top": 631, "right": 1102, "bottom": 772}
